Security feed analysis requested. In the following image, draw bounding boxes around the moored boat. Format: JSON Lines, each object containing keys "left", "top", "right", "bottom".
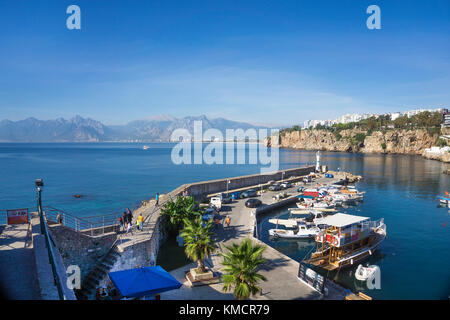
{"left": 268, "top": 220, "right": 320, "bottom": 239}
{"left": 354, "top": 264, "right": 380, "bottom": 281}
{"left": 303, "top": 213, "right": 386, "bottom": 271}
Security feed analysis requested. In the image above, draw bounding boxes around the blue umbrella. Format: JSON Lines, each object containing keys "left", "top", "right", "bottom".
{"left": 108, "top": 266, "right": 182, "bottom": 298}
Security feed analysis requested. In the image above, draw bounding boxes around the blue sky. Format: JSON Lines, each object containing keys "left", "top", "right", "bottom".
{"left": 0, "top": 0, "right": 449, "bottom": 126}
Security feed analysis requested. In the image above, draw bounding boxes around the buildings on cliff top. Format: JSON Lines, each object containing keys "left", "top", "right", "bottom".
{"left": 303, "top": 108, "right": 448, "bottom": 129}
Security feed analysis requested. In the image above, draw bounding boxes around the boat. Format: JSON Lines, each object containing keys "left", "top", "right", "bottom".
{"left": 297, "top": 199, "right": 335, "bottom": 209}
{"left": 268, "top": 219, "right": 320, "bottom": 239}
{"left": 303, "top": 213, "right": 387, "bottom": 271}
{"left": 143, "top": 145, "right": 150, "bottom": 150}
{"left": 354, "top": 264, "right": 380, "bottom": 281}
{"left": 437, "top": 192, "right": 450, "bottom": 205}
{"left": 289, "top": 207, "right": 337, "bottom": 214}
{"left": 289, "top": 210, "right": 333, "bottom": 227}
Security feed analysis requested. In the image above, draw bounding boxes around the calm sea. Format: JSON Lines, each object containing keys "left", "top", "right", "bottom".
{"left": 1, "top": 143, "right": 449, "bottom": 299}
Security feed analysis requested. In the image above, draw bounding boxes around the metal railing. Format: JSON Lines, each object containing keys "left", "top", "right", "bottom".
{"left": 44, "top": 206, "right": 120, "bottom": 236}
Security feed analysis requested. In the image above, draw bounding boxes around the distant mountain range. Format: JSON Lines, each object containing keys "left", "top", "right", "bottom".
{"left": 0, "top": 115, "right": 270, "bottom": 142}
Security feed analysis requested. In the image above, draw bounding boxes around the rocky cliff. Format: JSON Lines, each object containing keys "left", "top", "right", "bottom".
{"left": 268, "top": 128, "right": 442, "bottom": 156}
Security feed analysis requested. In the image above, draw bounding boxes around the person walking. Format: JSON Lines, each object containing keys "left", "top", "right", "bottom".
{"left": 155, "top": 193, "right": 159, "bottom": 206}
{"left": 137, "top": 213, "right": 144, "bottom": 231}
{"left": 127, "top": 210, "right": 133, "bottom": 226}
{"left": 225, "top": 215, "right": 231, "bottom": 228}
{"left": 56, "top": 213, "right": 63, "bottom": 224}
{"left": 122, "top": 212, "right": 128, "bottom": 231}
{"left": 118, "top": 216, "right": 124, "bottom": 232}
{"left": 126, "top": 221, "right": 133, "bottom": 234}
{"left": 214, "top": 217, "right": 220, "bottom": 230}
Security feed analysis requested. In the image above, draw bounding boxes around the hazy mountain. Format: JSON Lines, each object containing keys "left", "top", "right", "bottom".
{"left": 0, "top": 115, "right": 270, "bottom": 142}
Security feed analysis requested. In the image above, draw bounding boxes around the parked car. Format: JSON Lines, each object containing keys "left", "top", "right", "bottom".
{"left": 280, "top": 182, "right": 292, "bottom": 189}
{"left": 245, "top": 198, "right": 262, "bottom": 208}
{"left": 303, "top": 176, "right": 312, "bottom": 183}
{"left": 220, "top": 193, "right": 232, "bottom": 204}
{"left": 241, "top": 189, "right": 257, "bottom": 198}
{"left": 210, "top": 196, "right": 222, "bottom": 211}
{"left": 268, "top": 184, "right": 282, "bottom": 191}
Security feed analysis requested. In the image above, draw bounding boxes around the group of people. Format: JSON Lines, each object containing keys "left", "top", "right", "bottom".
{"left": 117, "top": 193, "right": 161, "bottom": 234}
{"left": 118, "top": 208, "right": 145, "bottom": 233}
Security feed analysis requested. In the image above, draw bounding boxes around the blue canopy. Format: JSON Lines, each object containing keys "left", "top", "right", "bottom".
{"left": 437, "top": 195, "right": 450, "bottom": 201}
{"left": 108, "top": 266, "right": 182, "bottom": 298}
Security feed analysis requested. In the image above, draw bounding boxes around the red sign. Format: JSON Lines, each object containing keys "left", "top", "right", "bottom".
{"left": 7, "top": 208, "right": 29, "bottom": 224}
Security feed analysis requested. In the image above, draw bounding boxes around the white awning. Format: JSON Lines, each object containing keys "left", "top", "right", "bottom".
{"left": 320, "top": 213, "right": 369, "bottom": 228}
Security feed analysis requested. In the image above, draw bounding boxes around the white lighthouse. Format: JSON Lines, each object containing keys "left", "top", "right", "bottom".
{"left": 315, "top": 151, "right": 321, "bottom": 172}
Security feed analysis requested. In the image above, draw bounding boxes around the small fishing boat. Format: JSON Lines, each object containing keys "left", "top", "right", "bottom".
{"left": 143, "top": 145, "right": 150, "bottom": 150}
{"left": 355, "top": 264, "right": 380, "bottom": 281}
{"left": 289, "top": 207, "right": 337, "bottom": 214}
{"left": 437, "top": 192, "right": 450, "bottom": 205}
{"left": 268, "top": 220, "right": 320, "bottom": 239}
{"left": 297, "top": 199, "right": 335, "bottom": 209}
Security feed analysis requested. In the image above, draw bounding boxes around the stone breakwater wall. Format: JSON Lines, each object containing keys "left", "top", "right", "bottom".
{"left": 183, "top": 166, "right": 315, "bottom": 201}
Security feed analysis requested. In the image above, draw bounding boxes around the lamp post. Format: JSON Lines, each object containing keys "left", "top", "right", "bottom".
{"left": 226, "top": 180, "right": 230, "bottom": 196}
{"left": 35, "top": 179, "right": 44, "bottom": 233}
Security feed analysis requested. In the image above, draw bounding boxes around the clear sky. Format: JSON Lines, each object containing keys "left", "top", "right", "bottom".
{"left": 0, "top": 0, "right": 449, "bottom": 126}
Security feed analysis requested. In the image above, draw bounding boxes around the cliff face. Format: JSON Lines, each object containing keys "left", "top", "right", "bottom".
{"left": 270, "top": 128, "right": 439, "bottom": 155}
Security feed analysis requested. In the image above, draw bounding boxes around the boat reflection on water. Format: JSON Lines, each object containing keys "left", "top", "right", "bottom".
{"left": 268, "top": 237, "right": 316, "bottom": 255}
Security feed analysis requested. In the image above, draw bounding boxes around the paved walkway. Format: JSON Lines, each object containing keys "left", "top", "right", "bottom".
{"left": 0, "top": 223, "right": 41, "bottom": 300}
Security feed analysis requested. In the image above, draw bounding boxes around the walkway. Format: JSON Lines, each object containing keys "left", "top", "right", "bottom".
{"left": 0, "top": 223, "right": 41, "bottom": 300}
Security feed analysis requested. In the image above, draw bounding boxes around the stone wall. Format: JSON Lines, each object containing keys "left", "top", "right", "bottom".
{"left": 47, "top": 223, "right": 117, "bottom": 280}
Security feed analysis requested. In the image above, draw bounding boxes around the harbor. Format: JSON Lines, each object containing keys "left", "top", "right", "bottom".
{"left": 1, "top": 146, "right": 449, "bottom": 300}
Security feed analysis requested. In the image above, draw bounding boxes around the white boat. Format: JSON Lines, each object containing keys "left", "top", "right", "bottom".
{"left": 297, "top": 200, "right": 335, "bottom": 209}
{"left": 355, "top": 264, "right": 380, "bottom": 281}
{"left": 289, "top": 207, "right": 337, "bottom": 214}
{"left": 268, "top": 220, "right": 320, "bottom": 239}
{"left": 143, "top": 145, "right": 150, "bottom": 150}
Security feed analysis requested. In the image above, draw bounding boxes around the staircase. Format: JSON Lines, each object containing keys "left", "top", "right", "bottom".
{"left": 75, "top": 244, "right": 121, "bottom": 300}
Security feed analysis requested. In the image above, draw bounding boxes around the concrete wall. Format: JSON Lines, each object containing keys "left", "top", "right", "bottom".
{"left": 31, "top": 215, "right": 77, "bottom": 300}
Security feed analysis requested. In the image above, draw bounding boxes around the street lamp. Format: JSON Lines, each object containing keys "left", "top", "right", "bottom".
{"left": 226, "top": 180, "right": 230, "bottom": 196}
{"left": 35, "top": 179, "right": 44, "bottom": 232}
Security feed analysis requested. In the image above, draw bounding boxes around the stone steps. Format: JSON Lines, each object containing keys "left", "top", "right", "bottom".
{"left": 75, "top": 246, "right": 121, "bottom": 300}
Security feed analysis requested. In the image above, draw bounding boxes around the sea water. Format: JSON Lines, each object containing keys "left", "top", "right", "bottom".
{"left": 1, "top": 143, "right": 449, "bottom": 299}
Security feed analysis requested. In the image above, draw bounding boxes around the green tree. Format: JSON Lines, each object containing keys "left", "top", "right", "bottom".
{"left": 161, "top": 195, "right": 200, "bottom": 234}
{"left": 221, "top": 238, "right": 267, "bottom": 300}
{"left": 180, "top": 216, "right": 215, "bottom": 273}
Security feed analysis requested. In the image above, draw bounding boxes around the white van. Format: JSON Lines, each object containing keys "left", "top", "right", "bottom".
{"left": 210, "top": 197, "right": 222, "bottom": 211}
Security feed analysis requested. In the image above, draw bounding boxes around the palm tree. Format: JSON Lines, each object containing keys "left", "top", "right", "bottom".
{"left": 180, "top": 216, "right": 215, "bottom": 273}
{"left": 161, "top": 195, "right": 199, "bottom": 234}
{"left": 221, "top": 238, "right": 267, "bottom": 300}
